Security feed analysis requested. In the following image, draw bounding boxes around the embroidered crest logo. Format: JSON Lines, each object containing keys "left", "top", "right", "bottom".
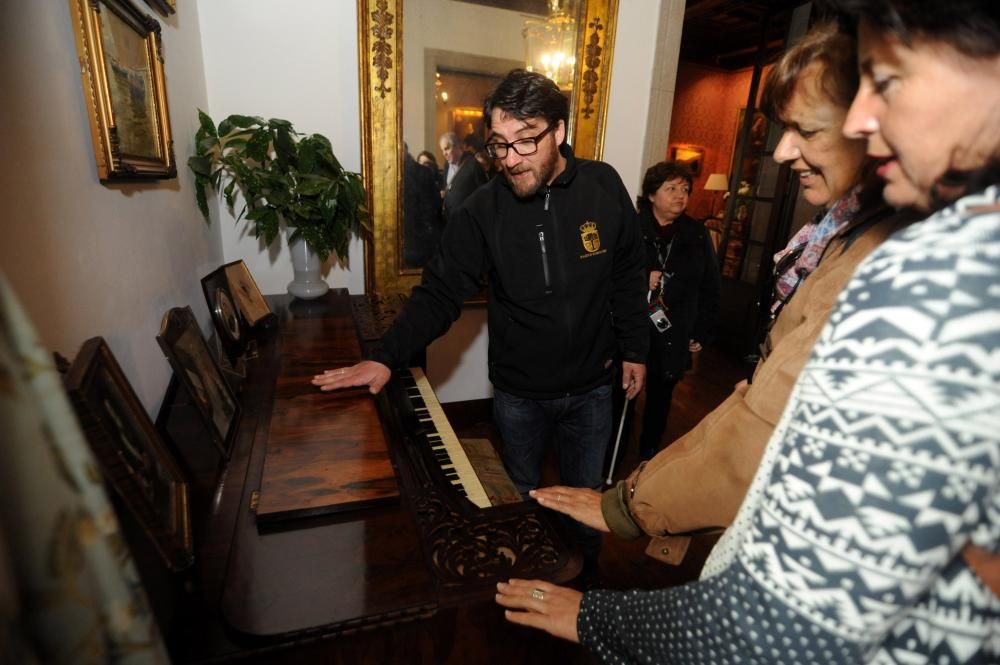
{"left": 580, "top": 221, "right": 600, "bottom": 253}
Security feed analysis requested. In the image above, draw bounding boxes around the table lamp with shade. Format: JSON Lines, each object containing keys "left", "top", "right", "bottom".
{"left": 704, "top": 172, "right": 729, "bottom": 218}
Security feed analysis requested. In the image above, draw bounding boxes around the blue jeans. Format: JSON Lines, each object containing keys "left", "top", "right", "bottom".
{"left": 492, "top": 383, "right": 612, "bottom": 559}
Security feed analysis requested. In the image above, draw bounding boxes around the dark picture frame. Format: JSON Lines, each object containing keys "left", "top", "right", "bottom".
{"left": 63, "top": 337, "right": 193, "bottom": 571}
{"left": 69, "top": 0, "right": 176, "bottom": 181}
{"left": 157, "top": 307, "right": 240, "bottom": 457}
{"left": 200, "top": 265, "right": 248, "bottom": 368}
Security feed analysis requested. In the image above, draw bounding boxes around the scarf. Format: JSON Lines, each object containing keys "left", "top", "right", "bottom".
{"left": 770, "top": 184, "right": 862, "bottom": 313}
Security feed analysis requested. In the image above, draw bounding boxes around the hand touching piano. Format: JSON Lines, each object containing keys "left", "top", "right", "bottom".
{"left": 529, "top": 486, "right": 610, "bottom": 533}
{"left": 312, "top": 360, "right": 392, "bottom": 394}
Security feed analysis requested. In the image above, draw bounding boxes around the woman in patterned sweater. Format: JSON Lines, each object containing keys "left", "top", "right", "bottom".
{"left": 495, "top": 2, "right": 1000, "bottom": 662}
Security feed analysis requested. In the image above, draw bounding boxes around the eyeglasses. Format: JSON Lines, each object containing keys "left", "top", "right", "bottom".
{"left": 484, "top": 123, "right": 556, "bottom": 160}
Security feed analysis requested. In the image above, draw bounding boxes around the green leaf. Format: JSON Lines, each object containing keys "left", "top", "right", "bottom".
{"left": 222, "top": 114, "right": 259, "bottom": 131}
{"left": 197, "top": 135, "right": 220, "bottom": 153}
{"left": 223, "top": 137, "right": 248, "bottom": 152}
{"left": 298, "top": 139, "right": 317, "bottom": 174}
{"left": 197, "top": 109, "right": 217, "bottom": 138}
{"left": 187, "top": 155, "right": 212, "bottom": 176}
{"left": 268, "top": 117, "right": 293, "bottom": 129}
{"left": 223, "top": 179, "right": 237, "bottom": 209}
{"left": 246, "top": 129, "right": 271, "bottom": 162}
{"left": 297, "top": 176, "right": 327, "bottom": 196}
{"left": 266, "top": 188, "right": 288, "bottom": 206}
{"left": 194, "top": 174, "right": 209, "bottom": 220}
{"left": 258, "top": 208, "right": 280, "bottom": 245}
{"left": 273, "top": 126, "right": 296, "bottom": 167}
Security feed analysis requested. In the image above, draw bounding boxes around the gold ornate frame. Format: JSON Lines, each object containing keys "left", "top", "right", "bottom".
{"left": 70, "top": 0, "right": 176, "bottom": 182}
{"left": 357, "top": 0, "right": 619, "bottom": 297}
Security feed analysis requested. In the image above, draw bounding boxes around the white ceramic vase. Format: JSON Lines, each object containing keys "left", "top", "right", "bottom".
{"left": 286, "top": 232, "right": 329, "bottom": 300}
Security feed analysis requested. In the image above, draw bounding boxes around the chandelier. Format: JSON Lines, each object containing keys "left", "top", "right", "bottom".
{"left": 523, "top": 0, "right": 577, "bottom": 91}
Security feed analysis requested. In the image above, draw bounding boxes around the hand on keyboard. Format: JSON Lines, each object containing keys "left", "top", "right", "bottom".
{"left": 312, "top": 360, "right": 391, "bottom": 394}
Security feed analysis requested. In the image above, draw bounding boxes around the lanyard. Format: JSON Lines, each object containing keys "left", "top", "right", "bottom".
{"left": 653, "top": 237, "right": 675, "bottom": 296}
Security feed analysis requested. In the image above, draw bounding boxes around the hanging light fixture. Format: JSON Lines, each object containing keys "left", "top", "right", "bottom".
{"left": 523, "top": 0, "right": 577, "bottom": 91}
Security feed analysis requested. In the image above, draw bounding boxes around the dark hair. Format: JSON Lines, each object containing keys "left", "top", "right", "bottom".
{"left": 483, "top": 69, "right": 570, "bottom": 139}
{"left": 416, "top": 150, "right": 438, "bottom": 167}
{"left": 637, "top": 162, "right": 693, "bottom": 212}
{"left": 816, "top": 0, "right": 1000, "bottom": 57}
{"left": 761, "top": 21, "right": 858, "bottom": 122}
{"left": 462, "top": 134, "right": 484, "bottom": 152}
{"left": 818, "top": 0, "right": 1000, "bottom": 208}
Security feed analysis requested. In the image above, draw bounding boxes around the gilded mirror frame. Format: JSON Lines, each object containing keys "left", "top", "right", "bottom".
{"left": 357, "top": 0, "right": 619, "bottom": 297}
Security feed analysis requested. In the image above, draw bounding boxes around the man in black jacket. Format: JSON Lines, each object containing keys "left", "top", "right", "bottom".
{"left": 313, "top": 70, "right": 648, "bottom": 563}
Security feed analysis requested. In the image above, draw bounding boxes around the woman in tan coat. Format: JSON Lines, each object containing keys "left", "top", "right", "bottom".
{"left": 527, "top": 22, "right": 915, "bottom": 565}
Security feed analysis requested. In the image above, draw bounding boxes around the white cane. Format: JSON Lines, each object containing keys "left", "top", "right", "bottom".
{"left": 605, "top": 384, "right": 631, "bottom": 486}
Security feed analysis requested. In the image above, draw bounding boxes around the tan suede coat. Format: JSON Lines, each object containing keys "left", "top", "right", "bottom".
{"left": 601, "top": 206, "right": 913, "bottom": 564}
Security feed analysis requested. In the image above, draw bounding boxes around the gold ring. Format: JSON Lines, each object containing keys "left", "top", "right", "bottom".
{"left": 531, "top": 588, "right": 546, "bottom": 601}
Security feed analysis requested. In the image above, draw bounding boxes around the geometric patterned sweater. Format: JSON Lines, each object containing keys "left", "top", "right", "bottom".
{"left": 578, "top": 186, "right": 1000, "bottom": 664}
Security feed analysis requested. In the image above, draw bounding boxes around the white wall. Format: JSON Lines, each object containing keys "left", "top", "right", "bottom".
{"left": 603, "top": 0, "right": 664, "bottom": 199}
{"left": 197, "top": 0, "right": 364, "bottom": 296}
{"left": 0, "top": 0, "right": 219, "bottom": 413}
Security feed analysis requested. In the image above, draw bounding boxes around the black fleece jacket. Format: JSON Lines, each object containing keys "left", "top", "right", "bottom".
{"left": 369, "top": 143, "right": 648, "bottom": 399}
{"left": 641, "top": 209, "right": 721, "bottom": 380}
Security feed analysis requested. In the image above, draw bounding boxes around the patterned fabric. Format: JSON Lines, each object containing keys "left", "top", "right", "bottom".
{"left": 771, "top": 185, "right": 862, "bottom": 313}
{"left": 578, "top": 186, "right": 1000, "bottom": 664}
{"left": 0, "top": 273, "right": 169, "bottom": 664}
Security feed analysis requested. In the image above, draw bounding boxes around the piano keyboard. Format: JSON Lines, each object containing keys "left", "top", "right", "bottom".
{"left": 402, "top": 368, "right": 491, "bottom": 509}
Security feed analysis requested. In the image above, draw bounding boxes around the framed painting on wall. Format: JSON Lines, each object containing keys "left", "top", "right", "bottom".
{"left": 668, "top": 143, "right": 705, "bottom": 176}
{"left": 69, "top": 0, "right": 176, "bottom": 182}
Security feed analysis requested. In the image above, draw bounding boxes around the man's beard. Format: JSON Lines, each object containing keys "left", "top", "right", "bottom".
{"left": 505, "top": 148, "right": 558, "bottom": 199}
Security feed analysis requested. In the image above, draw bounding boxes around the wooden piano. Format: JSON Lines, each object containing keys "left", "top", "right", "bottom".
{"left": 147, "top": 290, "right": 582, "bottom": 663}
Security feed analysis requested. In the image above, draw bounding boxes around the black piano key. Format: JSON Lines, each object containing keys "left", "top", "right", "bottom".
{"left": 401, "top": 371, "right": 484, "bottom": 505}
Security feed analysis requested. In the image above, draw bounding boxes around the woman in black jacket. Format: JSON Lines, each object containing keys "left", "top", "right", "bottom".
{"left": 637, "top": 161, "right": 720, "bottom": 459}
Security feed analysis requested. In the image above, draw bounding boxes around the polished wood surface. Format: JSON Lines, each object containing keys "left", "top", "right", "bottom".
{"left": 153, "top": 290, "right": 580, "bottom": 662}
{"left": 257, "top": 299, "right": 399, "bottom": 521}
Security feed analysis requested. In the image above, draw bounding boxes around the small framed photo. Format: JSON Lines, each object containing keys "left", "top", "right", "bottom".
{"left": 668, "top": 143, "right": 705, "bottom": 177}
{"left": 69, "top": 0, "right": 176, "bottom": 181}
{"left": 63, "top": 337, "right": 193, "bottom": 571}
{"left": 200, "top": 265, "right": 248, "bottom": 368}
{"left": 157, "top": 307, "right": 240, "bottom": 457}
{"left": 222, "top": 260, "right": 272, "bottom": 327}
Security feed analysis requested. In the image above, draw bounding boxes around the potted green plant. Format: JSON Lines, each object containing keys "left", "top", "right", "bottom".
{"left": 188, "top": 111, "right": 369, "bottom": 299}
